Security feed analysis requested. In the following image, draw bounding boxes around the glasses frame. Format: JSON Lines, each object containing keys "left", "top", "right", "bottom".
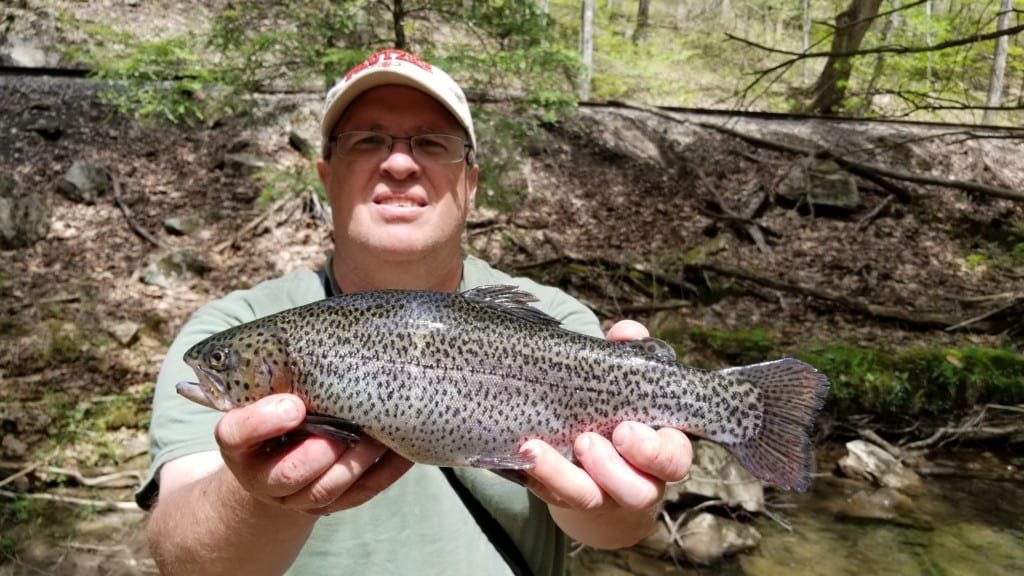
{"left": 329, "top": 131, "right": 473, "bottom": 165}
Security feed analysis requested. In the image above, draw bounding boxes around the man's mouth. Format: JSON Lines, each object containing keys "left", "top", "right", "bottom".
{"left": 377, "top": 197, "right": 422, "bottom": 208}
{"left": 373, "top": 193, "right": 427, "bottom": 208}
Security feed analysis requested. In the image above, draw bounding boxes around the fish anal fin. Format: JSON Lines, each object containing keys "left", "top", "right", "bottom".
{"left": 718, "top": 358, "right": 830, "bottom": 491}
{"left": 461, "top": 285, "right": 562, "bottom": 327}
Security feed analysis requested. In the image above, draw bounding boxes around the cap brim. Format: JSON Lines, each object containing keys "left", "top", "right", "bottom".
{"left": 321, "top": 70, "right": 474, "bottom": 148}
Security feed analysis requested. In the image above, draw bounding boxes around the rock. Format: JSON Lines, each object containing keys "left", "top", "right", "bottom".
{"left": 56, "top": 161, "right": 111, "bottom": 205}
{"left": 162, "top": 215, "right": 205, "bottom": 236}
{"left": 836, "top": 487, "right": 932, "bottom": 529}
{"left": 0, "top": 176, "right": 51, "bottom": 249}
{"left": 674, "top": 512, "right": 760, "bottom": 565}
{"left": 223, "top": 152, "right": 267, "bottom": 177}
{"left": 2, "top": 433, "right": 29, "bottom": 460}
{"left": 777, "top": 157, "right": 861, "bottom": 211}
{"left": 103, "top": 320, "right": 141, "bottom": 347}
{"left": 288, "top": 131, "right": 314, "bottom": 157}
{"left": 141, "top": 250, "right": 212, "bottom": 288}
{"left": 22, "top": 116, "right": 63, "bottom": 140}
{"left": 839, "top": 439, "right": 922, "bottom": 493}
{"left": 665, "top": 440, "right": 764, "bottom": 513}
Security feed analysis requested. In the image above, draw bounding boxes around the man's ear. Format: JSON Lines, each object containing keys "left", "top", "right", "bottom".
{"left": 316, "top": 158, "right": 331, "bottom": 202}
{"left": 465, "top": 163, "right": 479, "bottom": 208}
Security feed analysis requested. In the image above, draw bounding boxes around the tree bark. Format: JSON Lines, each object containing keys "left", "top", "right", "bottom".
{"left": 391, "top": 0, "right": 407, "bottom": 50}
{"left": 634, "top": 0, "right": 652, "bottom": 44}
{"left": 579, "top": 0, "right": 595, "bottom": 101}
{"left": 982, "top": 0, "right": 1013, "bottom": 124}
{"left": 805, "top": 0, "right": 884, "bottom": 115}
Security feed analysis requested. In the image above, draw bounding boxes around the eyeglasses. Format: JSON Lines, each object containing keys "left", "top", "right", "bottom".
{"left": 329, "top": 131, "right": 472, "bottom": 164}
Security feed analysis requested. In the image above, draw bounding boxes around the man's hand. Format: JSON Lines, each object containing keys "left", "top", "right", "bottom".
{"left": 522, "top": 320, "right": 693, "bottom": 549}
{"left": 215, "top": 395, "right": 413, "bottom": 515}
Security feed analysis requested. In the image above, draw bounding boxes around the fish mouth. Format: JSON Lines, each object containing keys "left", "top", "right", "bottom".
{"left": 176, "top": 362, "right": 235, "bottom": 412}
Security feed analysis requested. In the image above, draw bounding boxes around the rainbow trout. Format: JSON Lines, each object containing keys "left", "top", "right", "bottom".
{"left": 178, "top": 285, "right": 829, "bottom": 491}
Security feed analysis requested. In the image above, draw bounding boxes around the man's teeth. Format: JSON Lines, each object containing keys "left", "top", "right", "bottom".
{"left": 380, "top": 198, "right": 419, "bottom": 207}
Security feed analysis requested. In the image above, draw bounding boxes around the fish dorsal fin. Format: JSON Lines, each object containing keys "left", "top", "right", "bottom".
{"left": 624, "top": 337, "right": 677, "bottom": 362}
{"left": 461, "top": 285, "right": 562, "bottom": 327}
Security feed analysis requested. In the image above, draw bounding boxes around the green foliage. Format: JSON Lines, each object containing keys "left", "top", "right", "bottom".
{"left": 472, "top": 111, "right": 553, "bottom": 212}
{"left": 438, "top": 1, "right": 580, "bottom": 118}
{"left": 208, "top": 1, "right": 363, "bottom": 90}
{"left": 796, "top": 344, "right": 1024, "bottom": 417}
{"left": 39, "top": 385, "right": 151, "bottom": 465}
{"left": 2, "top": 497, "right": 45, "bottom": 526}
{"left": 256, "top": 161, "right": 325, "bottom": 209}
{"left": 74, "top": 28, "right": 214, "bottom": 124}
{"left": 688, "top": 327, "right": 776, "bottom": 366}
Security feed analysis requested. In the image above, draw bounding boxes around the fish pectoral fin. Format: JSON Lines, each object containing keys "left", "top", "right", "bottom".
{"left": 471, "top": 454, "right": 535, "bottom": 486}
{"left": 489, "top": 469, "right": 530, "bottom": 486}
{"left": 298, "top": 413, "right": 361, "bottom": 444}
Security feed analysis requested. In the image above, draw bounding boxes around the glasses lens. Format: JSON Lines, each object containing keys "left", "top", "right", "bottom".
{"left": 334, "top": 132, "right": 388, "bottom": 160}
{"left": 333, "top": 132, "right": 468, "bottom": 164}
{"left": 411, "top": 134, "right": 466, "bottom": 163}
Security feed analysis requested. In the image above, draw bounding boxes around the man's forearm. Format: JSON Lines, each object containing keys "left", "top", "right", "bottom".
{"left": 148, "top": 466, "right": 317, "bottom": 576}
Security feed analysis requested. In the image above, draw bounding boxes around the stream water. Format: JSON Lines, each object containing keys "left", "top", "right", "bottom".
{"left": 740, "top": 473, "right": 1024, "bottom": 575}
{"left": 570, "top": 451, "right": 1024, "bottom": 576}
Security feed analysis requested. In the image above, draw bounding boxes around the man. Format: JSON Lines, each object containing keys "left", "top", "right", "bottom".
{"left": 140, "top": 48, "right": 692, "bottom": 575}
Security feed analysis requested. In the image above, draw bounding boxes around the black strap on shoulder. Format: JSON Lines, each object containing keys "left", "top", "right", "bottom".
{"left": 317, "top": 267, "right": 334, "bottom": 298}
{"left": 440, "top": 467, "right": 534, "bottom": 576}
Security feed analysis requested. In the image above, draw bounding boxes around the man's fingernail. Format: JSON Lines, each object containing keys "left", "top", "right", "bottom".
{"left": 614, "top": 423, "right": 634, "bottom": 448}
{"left": 577, "top": 434, "right": 592, "bottom": 452}
{"left": 275, "top": 397, "right": 300, "bottom": 421}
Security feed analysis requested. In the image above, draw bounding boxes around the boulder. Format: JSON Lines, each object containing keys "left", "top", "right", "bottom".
{"left": 0, "top": 176, "right": 51, "bottom": 249}
{"left": 141, "top": 250, "right": 212, "bottom": 289}
{"left": 223, "top": 152, "right": 266, "bottom": 177}
{"left": 839, "top": 439, "right": 922, "bottom": 493}
{"left": 665, "top": 440, "right": 764, "bottom": 513}
{"left": 679, "top": 513, "right": 761, "bottom": 565}
{"left": 836, "top": 487, "right": 932, "bottom": 529}
{"left": 163, "top": 215, "right": 205, "bottom": 236}
{"left": 56, "top": 161, "right": 111, "bottom": 205}
{"left": 777, "top": 157, "right": 861, "bottom": 211}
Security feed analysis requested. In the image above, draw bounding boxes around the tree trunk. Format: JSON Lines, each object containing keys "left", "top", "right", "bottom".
{"left": 579, "top": 0, "right": 595, "bottom": 101}
{"left": 856, "top": 0, "right": 898, "bottom": 116}
{"left": 634, "top": 0, "right": 652, "bottom": 44}
{"left": 801, "top": 0, "right": 811, "bottom": 83}
{"left": 392, "top": 0, "right": 407, "bottom": 50}
{"left": 805, "top": 0, "right": 884, "bottom": 115}
{"left": 982, "top": 0, "right": 1013, "bottom": 124}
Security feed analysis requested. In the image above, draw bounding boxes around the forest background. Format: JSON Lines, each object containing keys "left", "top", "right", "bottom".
{"left": 1, "top": 0, "right": 1023, "bottom": 573}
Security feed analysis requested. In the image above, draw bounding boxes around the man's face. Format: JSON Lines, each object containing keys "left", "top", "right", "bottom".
{"left": 317, "top": 85, "right": 478, "bottom": 264}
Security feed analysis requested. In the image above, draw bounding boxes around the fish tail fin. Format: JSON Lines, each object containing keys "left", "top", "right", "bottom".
{"left": 719, "top": 358, "right": 829, "bottom": 491}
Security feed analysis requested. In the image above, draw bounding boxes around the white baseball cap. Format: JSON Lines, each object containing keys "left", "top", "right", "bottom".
{"left": 321, "top": 49, "right": 476, "bottom": 151}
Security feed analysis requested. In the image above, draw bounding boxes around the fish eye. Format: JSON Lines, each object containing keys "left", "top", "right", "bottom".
{"left": 208, "top": 348, "right": 230, "bottom": 369}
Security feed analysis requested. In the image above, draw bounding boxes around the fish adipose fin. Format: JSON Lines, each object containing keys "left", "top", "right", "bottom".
{"left": 298, "top": 413, "right": 362, "bottom": 444}
{"left": 624, "top": 337, "right": 677, "bottom": 362}
{"left": 718, "top": 358, "right": 830, "bottom": 491}
{"left": 462, "top": 285, "right": 562, "bottom": 327}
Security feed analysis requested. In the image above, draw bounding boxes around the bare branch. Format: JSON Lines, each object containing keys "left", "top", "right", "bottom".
{"left": 728, "top": 23, "right": 1024, "bottom": 63}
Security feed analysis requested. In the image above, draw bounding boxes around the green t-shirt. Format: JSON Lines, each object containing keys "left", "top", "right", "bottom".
{"left": 139, "top": 254, "right": 603, "bottom": 576}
